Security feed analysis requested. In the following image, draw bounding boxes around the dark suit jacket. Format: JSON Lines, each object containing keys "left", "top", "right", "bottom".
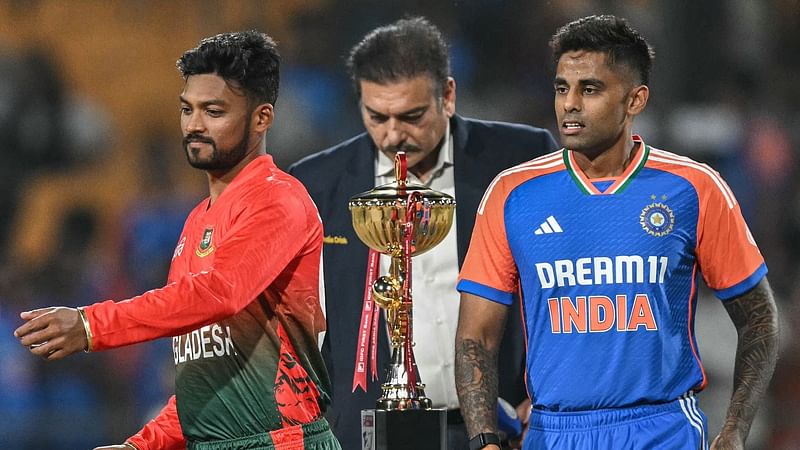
{"left": 289, "top": 115, "right": 557, "bottom": 449}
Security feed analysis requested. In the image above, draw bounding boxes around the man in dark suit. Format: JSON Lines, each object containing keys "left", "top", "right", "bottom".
{"left": 289, "top": 17, "right": 557, "bottom": 450}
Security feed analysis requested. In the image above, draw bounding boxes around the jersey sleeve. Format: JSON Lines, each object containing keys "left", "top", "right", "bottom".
{"left": 85, "top": 186, "right": 320, "bottom": 350}
{"left": 126, "top": 396, "right": 184, "bottom": 450}
{"left": 695, "top": 170, "right": 767, "bottom": 300}
{"left": 457, "top": 176, "right": 518, "bottom": 305}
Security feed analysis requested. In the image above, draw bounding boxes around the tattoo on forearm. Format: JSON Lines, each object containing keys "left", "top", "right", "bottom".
{"left": 455, "top": 338, "right": 499, "bottom": 436}
{"left": 721, "top": 279, "right": 779, "bottom": 440}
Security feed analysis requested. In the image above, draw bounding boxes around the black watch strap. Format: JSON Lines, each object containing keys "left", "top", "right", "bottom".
{"left": 468, "top": 432, "right": 501, "bottom": 450}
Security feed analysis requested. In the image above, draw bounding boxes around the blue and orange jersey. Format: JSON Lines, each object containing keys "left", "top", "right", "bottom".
{"left": 457, "top": 135, "right": 766, "bottom": 411}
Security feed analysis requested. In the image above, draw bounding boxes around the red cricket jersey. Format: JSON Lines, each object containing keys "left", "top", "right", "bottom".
{"left": 83, "top": 155, "right": 330, "bottom": 448}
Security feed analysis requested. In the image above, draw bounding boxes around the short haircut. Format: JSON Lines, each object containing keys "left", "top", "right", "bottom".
{"left": 347, "top": 16, "right": 450, "bottom": 98}
{"left": 177, "top": 30, "right": 280, "bottom": 106}
{"left": 549, "top": 15, "right": 654, "bottom": 86}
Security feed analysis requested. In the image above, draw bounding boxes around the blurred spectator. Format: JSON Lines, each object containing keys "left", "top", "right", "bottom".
{"left": 0, "top": 48, "right": 70, "bottom": 260}
{"left": 0, "top": 45, "right": 112, "bottom": 264}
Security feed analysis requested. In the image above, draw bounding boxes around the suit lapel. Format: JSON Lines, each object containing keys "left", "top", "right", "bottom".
{"left": 344, "top": 137, "right": 377, "bottom": 195}
{"left": 452, "top": 115, "right": 481, "bottom": 269}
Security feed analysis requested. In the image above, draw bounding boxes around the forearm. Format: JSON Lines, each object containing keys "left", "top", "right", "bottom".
{"left": 455, "top": 336, "right": 500, "bottom": 436}
{"left": 455, "top": 292, "right": 509, "bottom": 438}
{"left": 720, "top": 278, "right": 779, "bottom": 441}
{"left": 84, "top": 272, "right": 243, "bottom": 350}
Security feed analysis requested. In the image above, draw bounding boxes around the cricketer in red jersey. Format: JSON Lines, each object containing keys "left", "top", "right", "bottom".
{"left": 15, "top": 31, "right": 341, "bottom": 450}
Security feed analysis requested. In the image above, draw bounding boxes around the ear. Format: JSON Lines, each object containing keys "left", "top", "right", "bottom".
{"left": 627, "top": 85, "right": 649, "bottom": 116}
{"left": 252, "top": 103, "right": 274, "bottom": 133}
{"left": 443, "top": 77, "right": 456, "bottom": 118}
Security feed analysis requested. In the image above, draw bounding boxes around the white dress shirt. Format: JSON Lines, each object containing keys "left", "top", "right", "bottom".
{"left": 374, "top": 123, "right": 460, "bottom": 410}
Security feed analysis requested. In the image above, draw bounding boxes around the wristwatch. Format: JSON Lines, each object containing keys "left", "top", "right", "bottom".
{"left": 468, "top": 432, "right": 501, "bottom": 450}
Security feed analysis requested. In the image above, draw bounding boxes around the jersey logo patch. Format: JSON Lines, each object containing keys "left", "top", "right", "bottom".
{"left": 534, "top": 215, "right": 563, "bottom": 235}
{"left": 196, "top": 226, "right": 215, "bottom": 257}
{"left": 640, "top": 199, "right": 674, "bottom": 237}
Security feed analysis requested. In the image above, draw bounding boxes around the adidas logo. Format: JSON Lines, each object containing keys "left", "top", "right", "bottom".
{"left": 534, "top": 215, "right": 563, "bottom": 235}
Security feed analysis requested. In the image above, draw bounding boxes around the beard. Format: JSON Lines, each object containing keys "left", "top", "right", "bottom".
{"left": 183, "top": 121, "right": 251, "bottom": 171}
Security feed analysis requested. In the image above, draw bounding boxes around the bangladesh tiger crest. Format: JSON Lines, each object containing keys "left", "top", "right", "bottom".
{"left": 196, "top": 226, "right": 215, "bottom": 257}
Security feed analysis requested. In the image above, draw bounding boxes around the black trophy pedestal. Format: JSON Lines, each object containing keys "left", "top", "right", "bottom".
{"left": 361, "top": 408, "right": 447, "bottom": 450}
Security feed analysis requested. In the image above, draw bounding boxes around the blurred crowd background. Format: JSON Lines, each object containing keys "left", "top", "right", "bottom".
{"left": 0, "top": 1, "right": 798, "bottom": 448}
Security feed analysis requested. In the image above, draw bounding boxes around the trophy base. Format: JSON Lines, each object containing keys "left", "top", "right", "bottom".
{"left": 376, "top": 396, "right": 433, "bottom": 410}
{"left": 377, "top": 381, "right": 432, "bottom": 410}
{"left": 361, "top": 408, "right": 447, "bottom": 450}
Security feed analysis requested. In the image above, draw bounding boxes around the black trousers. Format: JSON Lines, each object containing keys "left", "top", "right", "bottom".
{"left": 447, "top": 409, "right": 469, "bottom": 450}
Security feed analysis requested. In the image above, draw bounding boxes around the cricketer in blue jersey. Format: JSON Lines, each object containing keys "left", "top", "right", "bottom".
{"left": 454, "top": 15, "right": 779, "bottom": 450}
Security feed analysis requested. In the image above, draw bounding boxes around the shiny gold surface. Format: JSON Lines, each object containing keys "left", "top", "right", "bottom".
{"left": 349, "top": 180, "right": 455, "bottom": 257}
{"left": 348, "top": 175, "right": 456, "bottom": 410}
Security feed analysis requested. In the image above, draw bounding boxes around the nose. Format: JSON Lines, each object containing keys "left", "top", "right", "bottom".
{"left": 383, "top": 118, "right": 407, "bottom": 149}
{"left": 183, "top": 110, "right": 205, "bottom": 134}
{"left": 563, "top": 89, "right": 582, "bottom": 112}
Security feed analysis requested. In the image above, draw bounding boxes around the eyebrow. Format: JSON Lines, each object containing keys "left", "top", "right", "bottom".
{"left": 179, "top": 95, "right": 228, "bottom": 107}
{"left": 553, "top": 77, "right": 607, "bottom": 88}
{"left": 363, "top": 103, "right": 429, "bottom": 118}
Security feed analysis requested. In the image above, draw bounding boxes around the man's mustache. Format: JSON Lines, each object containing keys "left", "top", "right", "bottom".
{"left": 383, "top": 144, "right": 421, "bottom": 154}
{"left": 183, "top": 133, "right": 215, "bottom": 146}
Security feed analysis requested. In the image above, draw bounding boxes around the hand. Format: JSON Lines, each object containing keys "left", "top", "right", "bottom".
{"left": 14, "top": 307, "right": 88, "bottom": 360}
{"left": 94, "top": 446, "right": 135, "bottom": 450}
{"left": 710, "top": 432, "right": 744, "bottom": 450}
{"left": 515, "top": 398, "right": 532, "bottom": 447}
{"left": 505, "top": 398, "right": 531, "bottom": 449}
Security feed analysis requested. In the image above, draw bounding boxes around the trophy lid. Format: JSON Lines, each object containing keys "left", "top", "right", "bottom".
{"left": 348, "top": 180, "right": 455, "bottom": 206}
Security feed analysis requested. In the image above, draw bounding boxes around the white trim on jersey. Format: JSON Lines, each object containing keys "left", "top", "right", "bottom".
{"left": 478, "top": 150, "right": 564, "bottom": 215}
{"left": 649, "top": 149, "right": 737, "bottom": 210}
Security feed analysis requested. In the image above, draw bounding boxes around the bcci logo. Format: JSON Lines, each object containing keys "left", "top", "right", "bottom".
{"left": 640, "top": 202, "right": 674, "bottom": 237}
{"left": 196, "top": 227, "right": 215, "bottom": 257}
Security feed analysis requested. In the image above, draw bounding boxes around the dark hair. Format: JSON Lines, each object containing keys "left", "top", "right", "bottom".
{"left": 177, "top": 30, "right": 280, "bottom": 106}
{"left": 549, "top": 15, "right": 654, "bottom": 86}
{"left": 347, "top": 17, "right": 450, "bottom": 98}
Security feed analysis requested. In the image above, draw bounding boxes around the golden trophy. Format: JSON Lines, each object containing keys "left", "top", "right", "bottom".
{"left": 350, "top": 152, "right": 455, "bottom": 449}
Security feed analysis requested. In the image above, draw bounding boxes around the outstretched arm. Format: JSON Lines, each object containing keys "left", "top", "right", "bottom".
{"left": 455, "top": 292, "right": 509, "bottom": 449}
{"left": 711, "top": 278, "right": 779, "bottom": 450}
{"left": 16, "top": 187, "right": 316, "bottom": 356}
